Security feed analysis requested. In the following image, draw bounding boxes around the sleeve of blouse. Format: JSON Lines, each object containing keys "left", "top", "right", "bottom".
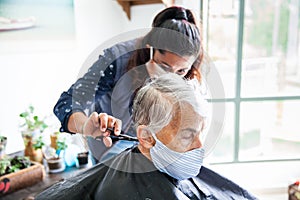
{"left": 53, "top": 48, "right": 118, "bottom": 134}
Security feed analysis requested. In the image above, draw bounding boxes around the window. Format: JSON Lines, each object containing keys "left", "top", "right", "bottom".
{"left": 202, "top": 0, "right": 300, "bottom": 163}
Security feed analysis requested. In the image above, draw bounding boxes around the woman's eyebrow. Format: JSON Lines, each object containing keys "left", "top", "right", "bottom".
{"left": 161, "top": 61, "right": 190, "bottom": 71}
{"left": 160, "top": 60, "right": 172, "bottom": 67}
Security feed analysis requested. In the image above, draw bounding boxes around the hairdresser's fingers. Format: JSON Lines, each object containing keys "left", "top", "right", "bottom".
{"left": 111, "top": 118, "right": 122, "bottom": 136}
{"left": 91, "top": 112, "right": 100, "bottom": 128}
{"left": 98, "top": 113, "right": 109, "bottom": 132}
{"left": 103, "top": 136, "right": 113, "bottom": 147}
{"left": 103, "top": 117, "right": 122, "bottom": 147}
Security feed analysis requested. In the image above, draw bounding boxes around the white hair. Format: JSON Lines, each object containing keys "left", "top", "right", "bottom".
{"left": 132, "top": 73, "right": 208, "bottom": 133}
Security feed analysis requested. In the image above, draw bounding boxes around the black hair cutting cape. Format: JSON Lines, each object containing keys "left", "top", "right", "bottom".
{"left": 35, "top": 146, "right": 258, "bottom": 200}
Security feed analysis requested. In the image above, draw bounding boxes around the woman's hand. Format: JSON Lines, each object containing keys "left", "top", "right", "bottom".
{"left": 82, "top": 112, "right": 122, "bottom": 147}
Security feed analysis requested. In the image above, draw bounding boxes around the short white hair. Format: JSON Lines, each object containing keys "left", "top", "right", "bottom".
{"left": 132, "top": 73, "right": 207, "bottom": 133}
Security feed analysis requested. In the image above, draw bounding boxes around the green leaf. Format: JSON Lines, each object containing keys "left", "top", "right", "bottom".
{"left": 29, "top": 105, "right": 34, "bottom": 113}
{"left": 19, "top": 112, "right": 29, "bottom": 118}
{"left": 32, "top": 136, "right": 45, "bottom": 150}
{"left": 33, "top": 116, "right": 39, "bottom": 121}
{"left": 19, "top": 105, "right": 48, "bottom": 133}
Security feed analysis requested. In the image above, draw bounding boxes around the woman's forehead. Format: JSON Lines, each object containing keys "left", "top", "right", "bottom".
{"left": 156, "top": 51, "right": 195, "bottom": 65}
{"left": 167, "top": 104, "right": 202, "bottom": 133}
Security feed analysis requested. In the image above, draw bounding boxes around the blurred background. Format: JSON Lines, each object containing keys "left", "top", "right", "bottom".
{"left": 0, "top": 0, "right": 299, "bottom": 199}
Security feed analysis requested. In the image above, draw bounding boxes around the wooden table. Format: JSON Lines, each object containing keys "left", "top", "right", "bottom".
{"left": 2, "top": 164, "right": 89, "bottom": 200}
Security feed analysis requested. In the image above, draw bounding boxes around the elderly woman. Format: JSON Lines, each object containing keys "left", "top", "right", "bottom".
{"left": 36, "top": 73, "right": 257, "bottom": 200}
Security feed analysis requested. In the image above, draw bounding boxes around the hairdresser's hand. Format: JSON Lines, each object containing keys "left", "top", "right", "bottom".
{"left": 82, "top": 112, "right": 122, "bottom": 147}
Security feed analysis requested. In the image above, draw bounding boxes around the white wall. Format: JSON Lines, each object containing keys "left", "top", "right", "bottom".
{"left": 73, "top": 0, "right": 127, "bottom": 64}
{"left": 123, "top": 4, "right": 165, "bottom": 31}
{"left": 0, "top": 46, "right": 80, "bottom": 153}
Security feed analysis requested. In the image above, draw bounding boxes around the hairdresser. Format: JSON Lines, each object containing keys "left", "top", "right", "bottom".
{"left": 53, "top": 6, "right": 204, "bottom": 163}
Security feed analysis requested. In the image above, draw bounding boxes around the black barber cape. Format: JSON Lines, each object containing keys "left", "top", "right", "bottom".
{"left": 35, "top": 146, "right": 258, "bottom": 200}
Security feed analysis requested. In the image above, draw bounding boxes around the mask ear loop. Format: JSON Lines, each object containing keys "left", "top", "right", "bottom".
{"left": 150, "top": 46, "right": 153, "bottom": 60}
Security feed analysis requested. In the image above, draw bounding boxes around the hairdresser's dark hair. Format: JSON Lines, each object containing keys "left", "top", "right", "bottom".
{"left": 127, "top": 6, "right": 204, "bottom": 81}
{"left": 152, "top": 6, "right": 198, "bottom": 28}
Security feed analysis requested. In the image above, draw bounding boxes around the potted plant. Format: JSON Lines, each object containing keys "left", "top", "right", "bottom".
{"left": 77, "top": 151, "right": 89, "bottom": 167}
{"left": 0, "top": 155, "right": 44, "bottom": 195}
{"left": 0, "top": 156, "right": 31, "bottom": 176}
{"left": 19, "top": 105, "right": 48, "bottom": 163}
{"left": 0, "top": 136, "right": 7, "bottom": 159}
{"left": 44, "top": 133, "right": 68, "bottom": 173}
{"left": 31, "top": 136, "right": 45, "bottom": 163}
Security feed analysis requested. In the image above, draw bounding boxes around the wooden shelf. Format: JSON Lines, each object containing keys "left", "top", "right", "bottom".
{"left": 117, "top": 0, "right": 174, "bottom": 20}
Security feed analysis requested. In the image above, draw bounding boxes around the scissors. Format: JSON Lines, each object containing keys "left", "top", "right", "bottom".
{"left": 95, "top": 128, "right": 139, "bottom": 142}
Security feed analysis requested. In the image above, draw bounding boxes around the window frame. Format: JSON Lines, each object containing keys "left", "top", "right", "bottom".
{"left": 201, "top": 0, "right": 300, "bottom": 164}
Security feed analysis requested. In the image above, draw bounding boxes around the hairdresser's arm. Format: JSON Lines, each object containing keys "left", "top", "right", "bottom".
{"left": 53, "top": 49, "right": 117, "bottom": 134}
{"left": 53, "top": 40, "right": 136, "bottom": 136}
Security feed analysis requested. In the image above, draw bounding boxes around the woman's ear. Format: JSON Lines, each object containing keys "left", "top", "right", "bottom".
{"left": 137, "top": 125, "right": 155, "bottom": 149}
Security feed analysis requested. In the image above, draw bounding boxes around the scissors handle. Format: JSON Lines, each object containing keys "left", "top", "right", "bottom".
{"left": 95, "top": 128, "right": 138, "bottom": 142}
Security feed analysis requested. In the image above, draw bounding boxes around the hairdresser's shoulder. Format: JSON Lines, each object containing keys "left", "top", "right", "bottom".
{"left": 105, "top": 38, "right": 139, "bottom": 57}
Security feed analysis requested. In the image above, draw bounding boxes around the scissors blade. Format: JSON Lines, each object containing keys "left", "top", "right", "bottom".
{"left": 95, "top": 128, "right": 138, "bottom": 142}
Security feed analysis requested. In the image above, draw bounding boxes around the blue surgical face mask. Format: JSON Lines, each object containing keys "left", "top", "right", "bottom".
{"left": 150, "top": 134, "right": 205, "bottom": 180}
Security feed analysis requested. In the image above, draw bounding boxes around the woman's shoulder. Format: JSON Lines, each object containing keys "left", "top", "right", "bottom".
{"left": 106, "top": 38, "right": 139, "bottom": 57}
